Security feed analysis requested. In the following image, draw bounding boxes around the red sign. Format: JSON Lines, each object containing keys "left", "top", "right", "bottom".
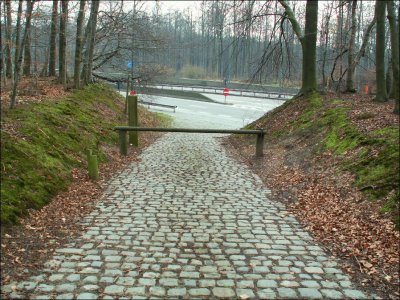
{"left": 129, "top": 90, "right": 136, "bottom": 95}
{"left": 223, "top": 88, "right": 229, "bottom": 96}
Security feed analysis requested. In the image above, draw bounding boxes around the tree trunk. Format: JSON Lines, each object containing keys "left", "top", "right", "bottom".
{"left": 278, "top": 0, "right": 318, "bottom": 94}
{"left": 300, "top": 1, "right": 318, "bottom": 94}
{"left": 374, "top": 0, "right": 388, "bottom": 102}
{"left": 58, "top": 0, "right": 68, "bottom": 85}
{"left": 74, "top": 0, "right": 86, "bottom": 88}
{"left": 387, "top": 0, "right": 399, "bottom": 113}
{"left": 40, "top": 48, "right": 49, "bottom": 77}
{"left": 353, "top": 16, "right": 376, "bottom": 68}
{"left": 345, "top": 0, "right": 357, "bottom": 92}
{"left": 82, "top": 1, "right": 100, "bottom": 85}
{"left": 10, "top": 0, "right": 23, "bottom": 109}
{"left": 334, "top": 1, "right": 345, "bottom": 90}
{"left": 23, "top": 10, "right": 33, "bottom": 76}
{"left": 321, "top": 3, "right": 332, "bottom": 88}
{"left": 394, "top": 5, "right": 400, "bottom": 114}
{"left": 0, "top": 1, "right": 4, "bottom": 88}
{"left": 10, "top": 0, "right": 35, "bottom": 109}
{"left": 13, "top": 0, "right": 23, "bottom": 78}
{"left": 386, "top": 58, "right": 393, "bottom": 95}
{"left": 48, "top": 0, "right": 58, "bottom": 77}
{"left": 4, "top": 0, "right": 13, "bottom": 79}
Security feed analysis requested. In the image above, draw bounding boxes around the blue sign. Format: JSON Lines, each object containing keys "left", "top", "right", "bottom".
{"left": 127, "top": 61, "right": 134, "bottom": 69}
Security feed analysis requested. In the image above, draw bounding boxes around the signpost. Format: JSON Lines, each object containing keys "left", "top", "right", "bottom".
{"left": 125, "top": 60, "right": 134, "bottom": 113}
{"left": 223, "top": 88, "right": 229, "bottom": 103}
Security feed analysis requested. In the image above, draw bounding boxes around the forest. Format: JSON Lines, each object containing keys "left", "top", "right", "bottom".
{"left": 1, "top": 1, "right": 400, "bottom": 299}
{"left": 1, "top": 0, "right": 399, "bottom": 113}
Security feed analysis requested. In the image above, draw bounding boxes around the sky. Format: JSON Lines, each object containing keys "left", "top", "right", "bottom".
{"left": 146, "top": 0, "right": 201, "bottom": 15}
{"left": 157, "top": 1, "right": 197, "bottom": 11}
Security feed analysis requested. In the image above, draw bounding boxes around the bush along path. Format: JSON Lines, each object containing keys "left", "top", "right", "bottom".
{"left": 2, "top": 133, "right": 370, "bottom": 299}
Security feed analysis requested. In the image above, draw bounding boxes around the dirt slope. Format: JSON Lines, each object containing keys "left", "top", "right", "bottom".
{"left": 225, "top": 92, "right": 399, "bottom": 298}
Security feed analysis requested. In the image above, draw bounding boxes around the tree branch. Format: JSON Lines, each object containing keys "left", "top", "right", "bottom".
{"left": 278, "top": 0, "right": 303, "bottom": 41}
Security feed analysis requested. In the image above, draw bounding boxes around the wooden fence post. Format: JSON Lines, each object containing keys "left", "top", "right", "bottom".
{"left": 119, "top": 130, "right": 128, "bottom": 155}
{"left": 127, "top": 95, "right": 138, "bottom": 146}
{"left": 88, "top": 153, "right": 99, "bottom": 180}
{"left": 86, "top": 149, "right": 93, "bottom": 163}
{"left": 256, "top": 131, "right": 264, "bottom": 157}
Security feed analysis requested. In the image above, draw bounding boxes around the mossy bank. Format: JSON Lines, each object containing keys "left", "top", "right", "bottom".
{"left": 1, "top": 83, "right": 167, "bottom": 224}
{"left": 245, "top": 92, "right": 399, "bottom": 227}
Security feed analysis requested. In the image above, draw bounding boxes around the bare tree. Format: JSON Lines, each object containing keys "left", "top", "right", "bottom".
{"left": 48, "top": 0, "right": 58, "bottom": 77}
{"left": 374, "top": 0, "right": 387, "bottom": 102}
{"left": 23, "top": 2, "right": 34, "bottom": 76}
{"left": 81, "top": 0, "right": 100, "bottom": 85}
{"left": 0, "top": 0, "right": 4, "bottom": 87}
{"left": 387, "top": 0, "right": 399, "bottom": 114}
{"left": 4, "top": 0, "right": 13, "bottom": 79}
{"left": 58, "top": 0, "right": 68, "bottom": 85}
{"left": 320, "top": 2, "right": 333, "bottom": 88}
{"left": 10, "top": 0, "right": 36, "bottom": 109}
{"left": 74, "top": 0, "right": 86, "bottom": 88}
{"left": 279, "top": 0, "right": 318, "bottom": 95}
{"left": 345, "top": 0, "right": 357, "bottom": 92}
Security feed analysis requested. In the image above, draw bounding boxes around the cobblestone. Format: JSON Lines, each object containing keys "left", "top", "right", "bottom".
{"left": 7, "top": 133, "right": 369, "bottom": 299}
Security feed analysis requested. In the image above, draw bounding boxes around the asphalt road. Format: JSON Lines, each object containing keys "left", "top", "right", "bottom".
{"left": 120, "top": 92, "right": 285, "bottom": 129}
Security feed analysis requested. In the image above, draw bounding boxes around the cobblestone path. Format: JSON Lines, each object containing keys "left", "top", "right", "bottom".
{"left": 4, "top": 134, "right": 368, "bottom": 299}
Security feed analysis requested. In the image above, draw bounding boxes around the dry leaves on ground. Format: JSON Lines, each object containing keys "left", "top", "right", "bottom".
{"left": 224, "top": 93, "right": 399, "bottom": 299}
{"left": 1, "top": 80, "right": 164, "bottom": 287}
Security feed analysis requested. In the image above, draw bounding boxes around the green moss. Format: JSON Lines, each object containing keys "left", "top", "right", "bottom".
{"left": 1, "top": 83, "right": 152, "bottom": 224}
{"left": 321, "top": 107, "right": 366, "bottom": 155}
{"left": 261, "top": 92, "right": 398, "bottom": 222}
{"left": 381, "top": 192, "right": 400, "bottom": 229}
{"left": 289, "top": 92, "right": 322, "bottom": 129}
{"left": 153, "top": 112, "right": 174, "bottom": 125}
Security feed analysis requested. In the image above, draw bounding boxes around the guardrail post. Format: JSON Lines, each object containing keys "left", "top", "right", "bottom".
{"left": 256, "top": 130, "right": 264, "bottom": 157}
{"left": 119, "top": 130, "right": 128, "bottom": 155}
{"left": 127, "top": 95, "right": 138, "bottom": 146}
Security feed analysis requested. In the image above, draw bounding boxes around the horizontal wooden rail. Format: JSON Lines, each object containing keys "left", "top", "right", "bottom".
{"left": 115, "top": 126, "right": 265, "bottom": 157}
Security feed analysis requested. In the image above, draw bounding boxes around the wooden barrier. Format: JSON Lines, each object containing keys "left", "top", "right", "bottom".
{"left": 115, "top": 126, "right": 265, "bottom": 157}
{"left": 87, "top": 150, "right": 99, "bottom": 180}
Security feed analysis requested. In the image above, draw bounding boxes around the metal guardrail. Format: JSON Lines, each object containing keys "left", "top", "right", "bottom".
{"left": 93, "top": 71, "right": 295, "bottom": 100}
{"left": 149, "top": 84, "right": 295, "bottom": 100}
{"left": 115, "top": 126, "right": 265, "bottom": 157}
{"left": 139, "top": 101, "right": 177, "bottom": 112}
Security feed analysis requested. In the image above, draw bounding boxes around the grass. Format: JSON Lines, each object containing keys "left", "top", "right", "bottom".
{"left": 153, "top": 112, "right": 174, "bottom": 125}
{"left": 0, "top": 83, "right": 166, "bottom": 225}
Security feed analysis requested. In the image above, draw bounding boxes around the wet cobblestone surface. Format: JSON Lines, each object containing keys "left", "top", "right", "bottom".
{"left": 3, "top": 134, "right": 369, "bottom": 299}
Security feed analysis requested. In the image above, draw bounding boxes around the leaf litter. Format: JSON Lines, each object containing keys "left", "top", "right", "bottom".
{"left": 224, "top": 92, "right": 399, "bottom": 299}
{"left": 1, "top": 81, "right": 164, "bottom": 290}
